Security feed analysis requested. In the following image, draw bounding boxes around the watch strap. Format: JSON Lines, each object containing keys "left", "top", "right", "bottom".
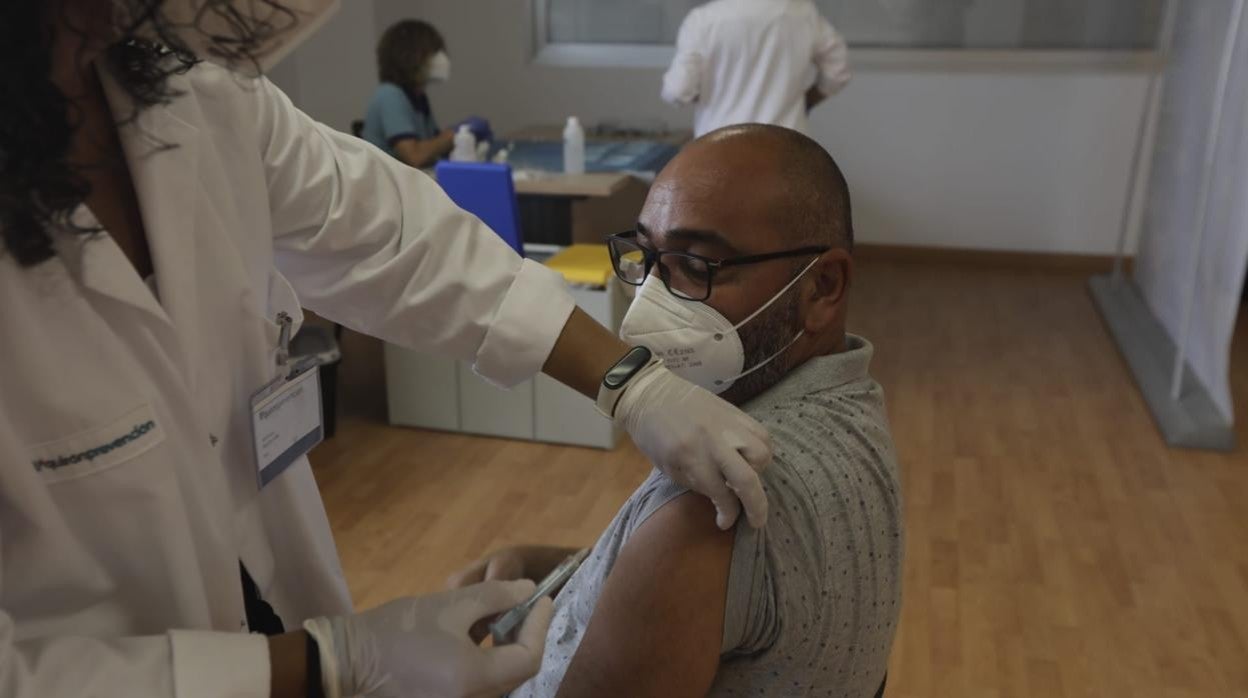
{"left": 595, "top": 357, "right": 662, "bottom": 419}
{"left": 306, "top": 631, "right": 325, "bottom": 698}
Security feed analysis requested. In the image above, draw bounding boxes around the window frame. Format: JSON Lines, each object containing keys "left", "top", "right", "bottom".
{"left": 530, "top": 0, "right": 1170, "bottom": 72}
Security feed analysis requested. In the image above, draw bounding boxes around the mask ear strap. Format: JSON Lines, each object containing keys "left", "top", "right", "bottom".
{"left": 729, "top": 255, "right": 821, "bottom": 332}
{"left": 714, "top": 330, "right": 805, "bottom": 389}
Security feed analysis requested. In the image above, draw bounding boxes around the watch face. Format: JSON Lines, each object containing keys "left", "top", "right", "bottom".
{"left": 604, "top": 346, "right": 653, "bottom": 389}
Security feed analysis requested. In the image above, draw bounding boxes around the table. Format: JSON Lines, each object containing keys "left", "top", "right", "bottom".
{"left": 500, "top": 126, "right": 688, "bottom": 246}
{"left": 505, "top": 124, "right": 691, "bottom": 147}
{"left": 501, "top": 139, "right": 681, "bottom": 174}
{"left": 514, "top": 172, "right": 650, "bottom": 246}
{"left": 511, "top": 171, "right": 633, "bottom": 198}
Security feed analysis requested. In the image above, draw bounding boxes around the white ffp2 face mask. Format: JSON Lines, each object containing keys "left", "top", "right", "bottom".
{"left": 121, "top": 0, "right": 341, "bottom": 74}
{"left": 619, "top": 257, "right": 819, "bottom": 394}
{"left": 426, "top": 51, "right": 452, "bottom": 82}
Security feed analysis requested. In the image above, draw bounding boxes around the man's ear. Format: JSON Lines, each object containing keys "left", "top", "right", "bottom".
{"left": 801, "top": 248, "right": 852, "bottom": 334}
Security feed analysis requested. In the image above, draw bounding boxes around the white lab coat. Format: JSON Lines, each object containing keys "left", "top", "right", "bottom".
{"left": 0, "top": 62, "right": 575, "bottom": 697}
{"left": 662, "top": 0, "right": 852, "bottom": 137}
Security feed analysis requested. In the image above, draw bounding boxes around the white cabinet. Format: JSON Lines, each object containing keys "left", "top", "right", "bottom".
{"left": 385, "top": 279, "right": 630, "bottom": 449}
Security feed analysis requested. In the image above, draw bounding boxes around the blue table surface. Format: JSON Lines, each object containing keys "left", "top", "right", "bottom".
{"left": 496, "top": 140, "right": 678, "bottom": 174}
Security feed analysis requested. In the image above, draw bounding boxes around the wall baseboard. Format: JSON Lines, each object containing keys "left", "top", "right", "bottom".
{"left": 854, "top": 243, "right": 1134, "bottom": 274}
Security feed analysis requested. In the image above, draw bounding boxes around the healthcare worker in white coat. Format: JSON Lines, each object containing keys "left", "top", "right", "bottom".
{"left": 662, "top": 0, "right": 853, "bottom": 137}
{"left": 0, "top": 1, "right": 774, "bottom": 696}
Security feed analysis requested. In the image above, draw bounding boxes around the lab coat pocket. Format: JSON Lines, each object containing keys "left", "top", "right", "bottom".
{"left": 28, "top": 404, "right": 166, "bottom": 485}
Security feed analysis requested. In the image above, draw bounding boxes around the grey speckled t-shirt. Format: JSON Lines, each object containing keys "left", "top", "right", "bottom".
{"left": 511, "top": 335, "right": 904, "bottom": 698}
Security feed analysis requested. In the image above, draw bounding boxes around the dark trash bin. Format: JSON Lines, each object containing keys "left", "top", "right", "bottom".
{"left": 290, "top": 325, "right": 342, "bottom": 439}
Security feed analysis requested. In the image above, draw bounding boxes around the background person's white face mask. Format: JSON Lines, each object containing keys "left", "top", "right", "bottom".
{"left": 426, "top": 51, "right": 452, "bottom": 82}
{"left": 121, "top": 0, "right": 341, "bottom": 74}
{"left": 619, "top": 258, "right": 819, "bottom": 394}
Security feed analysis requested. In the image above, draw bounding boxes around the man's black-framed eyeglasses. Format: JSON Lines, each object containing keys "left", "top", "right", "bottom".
{"left": 606, "top": 230, "right": 829, "bottom": 302}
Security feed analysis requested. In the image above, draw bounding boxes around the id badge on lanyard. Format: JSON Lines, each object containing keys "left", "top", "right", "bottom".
{"left": 250, "top": 312, "right": 324, "bottom": 488}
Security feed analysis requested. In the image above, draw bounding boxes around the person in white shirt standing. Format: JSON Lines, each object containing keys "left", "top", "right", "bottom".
{"left": 662, "top": 0, "right": 852, "bottom": 136}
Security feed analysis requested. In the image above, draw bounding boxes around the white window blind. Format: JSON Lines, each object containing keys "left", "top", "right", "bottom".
{"left": 542, "top": 0, "right": 1166, "bottom": 50}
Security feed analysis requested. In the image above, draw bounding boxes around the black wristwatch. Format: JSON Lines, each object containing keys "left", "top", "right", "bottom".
{"left": 595, "top": 346, "right": 659, "bottom": 418}
{"left": 306, "top": 632, "right": 325, "bottom": 698}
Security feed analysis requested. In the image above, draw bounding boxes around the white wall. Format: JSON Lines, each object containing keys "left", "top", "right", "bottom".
{"left": 813, "top": 68, "right": 1151, "bottom": 254}
{"left": 268, "top": 3, "right": 379, "bottom": 133}
{"left": 273, "top": 0, "right": 1157, "bottom": 256}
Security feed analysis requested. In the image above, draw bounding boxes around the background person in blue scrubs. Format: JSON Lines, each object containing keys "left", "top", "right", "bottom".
{"left": 361, "top": 19, "right": 492, "bottom": 168}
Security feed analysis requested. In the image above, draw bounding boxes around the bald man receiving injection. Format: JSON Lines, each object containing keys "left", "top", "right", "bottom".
{"left": 453, "top": 124, "right": 903, "bottom": 698}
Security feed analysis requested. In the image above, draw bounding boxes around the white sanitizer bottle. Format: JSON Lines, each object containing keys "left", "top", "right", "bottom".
{"left": 563, "top": 116, "right": 585, "bottom": 174}
{"left": 451, "top": 124, "right": 477, "bottom": 162}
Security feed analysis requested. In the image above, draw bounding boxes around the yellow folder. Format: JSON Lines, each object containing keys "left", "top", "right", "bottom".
{"left": 544, "top": 244, "right": 614, "bottom": 287}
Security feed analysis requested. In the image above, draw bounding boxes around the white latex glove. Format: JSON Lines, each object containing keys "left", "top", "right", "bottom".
{"left": 303, "top": 579, "right": 554, "bottom": 698}
{"left": 613, "top": 363, "right": 772, "bottom": 529}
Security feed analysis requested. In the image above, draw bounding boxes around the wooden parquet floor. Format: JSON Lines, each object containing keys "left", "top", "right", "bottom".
{"left": 311, "top": 260, "right": 1248, "bottom": 697}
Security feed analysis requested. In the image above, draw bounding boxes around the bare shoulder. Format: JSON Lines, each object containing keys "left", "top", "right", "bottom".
{"left": 554, "top": 492, "right": 735, "bottom": 698}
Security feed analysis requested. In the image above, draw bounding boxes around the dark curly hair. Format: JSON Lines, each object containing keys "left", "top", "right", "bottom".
{"left": 0, "top": 1, "right": 296, "bottom": 268}
{"left": 376, "top": 19, "right": 445, "bottom": 101}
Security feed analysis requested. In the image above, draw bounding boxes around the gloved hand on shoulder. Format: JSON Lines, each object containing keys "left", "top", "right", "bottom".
{"left": 613, "top": 363, "right": 773, "bottom": 531}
